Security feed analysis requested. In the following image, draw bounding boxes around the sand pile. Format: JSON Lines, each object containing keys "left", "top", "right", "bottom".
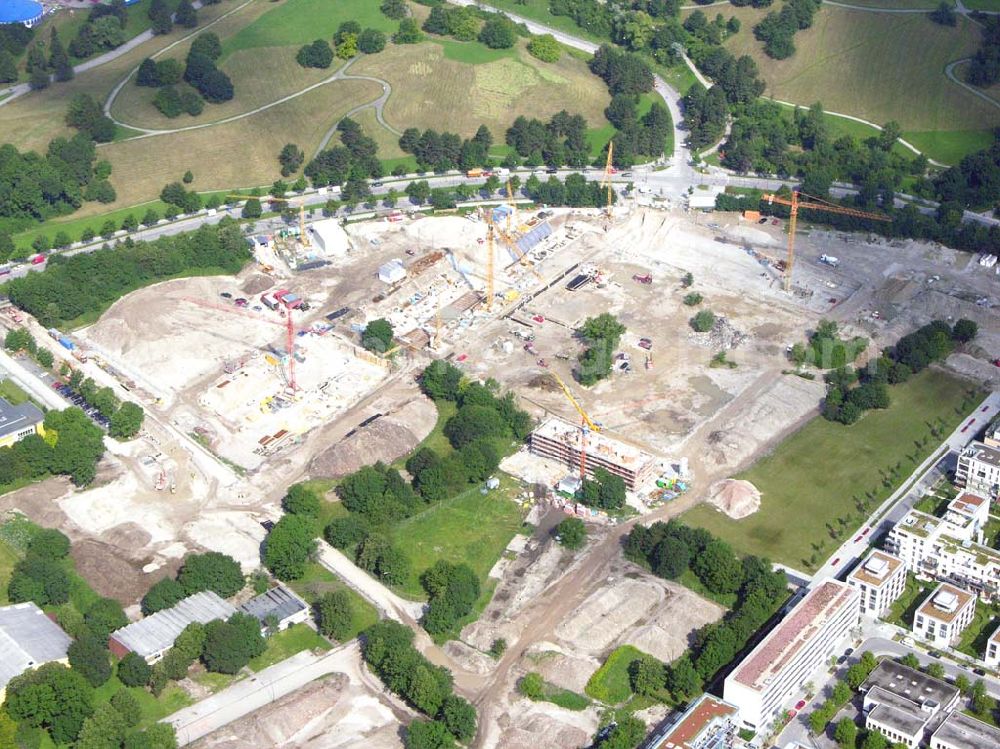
{"left": 240, "top": 273, "right": 274, "bottom": 295}
{"left": 708, "top": 479, "right": 761, "bottom": 519}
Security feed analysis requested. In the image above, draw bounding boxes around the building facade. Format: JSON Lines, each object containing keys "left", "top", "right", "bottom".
{"left": 913, "top": 583, "right": 976, "bottom": 648}
{"left": 848, "top": 550, "right": 907, "bottom": 618}
{"left": 956, "top": 440, "right": 1000, "bottom": 501}
{"left": 723, "top": 580, "right": 859, "bottom": 732}
{"left": 985, "top": 627, "right": 1000, "bottom": 668}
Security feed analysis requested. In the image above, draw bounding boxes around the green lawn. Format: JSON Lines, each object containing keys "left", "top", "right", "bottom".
{"left": 901, "top": 130, "right": 996, "bottom": 166}
{"left": 957, "top": 602, "right": 1000, "bottom": 659}
{"left": 249, "top": 623, "right": 332, "bottom": 672}
{"left": 0, "top": 378, "right": 30, "bottom": 406}
{"left": 773, "top": 102, "right": 913, "bottom": 158}
{"left": 389, "top": 474, "right": 526, "bottom": 600}
{"left": 585, "top": 645, "right": 649, "bottom": 705}
{"left": 434, "top": 38, "right": 519, "bottom": 65}
{"left": 91, "top": 673, "right": 192, "bottom": 729}
{"left": 524, "top": 675, "right": 592, "bottom": 711}
{"left": 286, "top": 562, "right": 379, "bottom": 641}
{"left": 223, "top": 0, "right": 395, "bottom": 55}
{"left": 0, "top": 538, "right": 18, "bottom": 605}
{"left": 682, "top": 370, "right": 984, "bottom": 571}
{"left": 886, "top": 573, "right": 935, "bottom": 628}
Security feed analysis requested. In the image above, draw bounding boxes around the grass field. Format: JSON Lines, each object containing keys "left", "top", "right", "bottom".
{"left": 0, "top": 538, "right": 18, "bottom": 605}
{"left": 286, "top": 561, "right": 379, "bottom": 640}
{"left": 585, "top": 645, "right": 651, "bottom": 705}
{"left": 886, "top": 574, "right": 935, "bottom": 628}
{"left": 708, "top": 4, "right": 998, "bottom": 162}
{"left": 957, "top": 601, "right": 1000, "bottom": 659}
{"left": 389, "top": 474, "right": 526, "bottom": 600}
{"left": 522, "top": 675, "right": 591, "bottom": 711}
{"left": 903, "top": 129, "right": 996, "bottom": 166}
{"left": 682, "top": 370, "right": 984, "bottom": 571}
{"left": 0, "top": 378, "right": 30, "bottom": 406}
{"left": 248, "top": 623, "right": 332, "bottom": 671}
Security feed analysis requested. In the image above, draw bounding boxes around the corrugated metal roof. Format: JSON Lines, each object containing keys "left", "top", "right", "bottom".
{"left": 0, "top": 602, "right": 72, "bottom": 689}
{"left": 111, "top": 591, "right": 236, "bottom": 658}
{"left": 0, "top": 397, "right": 43, "bottom": 440}
{"left": 515, "top": 222, "right": 552, "bottom": 256}
{"left": 239, "top": 585, "right": 307, "bottom": 624}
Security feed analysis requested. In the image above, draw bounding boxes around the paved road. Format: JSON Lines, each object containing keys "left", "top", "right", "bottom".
{"left": 0, "top": 349, "right": 70, "bottom": 411}
{"left": 808, "top": 390, "right": 1000, "bottom": 585}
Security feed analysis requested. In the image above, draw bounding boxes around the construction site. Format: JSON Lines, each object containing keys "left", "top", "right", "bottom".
{"left": 2, "top": 177, "right": 1000, "bottom": 749}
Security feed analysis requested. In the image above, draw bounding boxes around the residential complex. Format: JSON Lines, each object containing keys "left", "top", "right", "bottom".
{"left": 929, "top": 709, "right": 1000, "bottom": 749}
{"left": 0, "top": 396, "right": 44, "bottom": 448}
{"left": 0, "top": 602, "right": 72, "bottom": 701}
{"left": 886, "top": 492, "right": 1000, "bottom": 601}
{"left": 956, "top": 439, "right": 1000, "bottom": 501}
{"left": 985, "top": 627, "right": 1000, "bottom": 668}
{"left": 724, "top": 580, "right": 859, "bottom": 731}
{"left": 529, "top": 417, "right": 657, "bottom": 490}
{"left": 848, "top": 550, "right": 907, "bottom": 618}
{"left": 646, "top": 694, "right": 738, "bottom": 749}
{"left": 109, "top": 591, "right": 236, "bottom": 663}
{"left": 913, "top": 583, "right": 976, "bottom": 648}
{"left": 861, "top": 661, "right": 960, "bottom": 749}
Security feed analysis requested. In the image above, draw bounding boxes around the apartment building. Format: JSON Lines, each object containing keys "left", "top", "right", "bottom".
{"left": 529, "top": 417, "right": 657, "bottom": 490}
{"left": 886, "top": 493, "right": 1000, "bottom": 601}
{"left": 861, "top": 661, "right": 960, "bottom": 749}
{"left": 984, "top": 627, "right": 1000, "bottom": 668}
{"left": 913, "top": 583, "right": 976, "bottom": 648}
{"left": 645, "top": 694, "right": 738, "bottom": 749}
{"left": 723, "top": 580, "right": 859, "bottom": 732}
{"left": 930, "top": 709, "right": 1000, "bottom": 749}
{"left": 956, "top": 440, "right": 1000, "bottom": 501}
{"left": 847, "top": 550, "right": 907, "bottom": 618}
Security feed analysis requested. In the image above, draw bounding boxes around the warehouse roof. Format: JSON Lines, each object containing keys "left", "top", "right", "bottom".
{"left": 0, "top": 396, "right": 43, "bottom": 440}
{"left": 931, "top": 709, "right": 1000, "bottom": 748}
{"left": 239, "top": 585, "right": 307, "bottom": 625}
{"left": 861, "top": 661, "right": 959, "bottom": 710}
{"left": 0, "top": 602, "right": 72, "bottom": 690}
{"left": 110, "top": 591, "right": 236, "bottom": 658}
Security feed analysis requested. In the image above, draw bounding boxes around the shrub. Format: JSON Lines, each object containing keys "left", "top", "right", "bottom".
{"left": 527, "top": 34, "right": 560, "bottom": 62}
{"left": 117, "top": 652, "right": 152, "bottom": 687}
{"left": 690, "top": 309, "right": 716, "bottom": 332}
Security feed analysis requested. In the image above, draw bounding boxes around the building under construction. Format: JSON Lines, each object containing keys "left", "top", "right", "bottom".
{"left": 529, "top": 417, "right": 656, "bottom": 491}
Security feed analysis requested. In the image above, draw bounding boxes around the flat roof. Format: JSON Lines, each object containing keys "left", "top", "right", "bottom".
{"left": 238, "top": 584, "right": 307, "bottom": 625}
{"left": 733, "top": 580, "right": 857, "bottom": 692}
{"left": 988, "top": 625, "right": 1000, "bottom": 646}
{"left": 0, "top": 396, "right": 43, "bottom": 440}
{"left": 962, "top": 441, "right": 1000, "bottom": 469}
{"left": 111, "top": 591, "right": 236, "bottom": 658}
{"left": 866, "top": 687, "right": 929, "bottom": 737}
{"left": 932, "top": 709, "right": 1000, "bottom": 748}
{"left": 862, "top": 661, "right": 959, "bottom": 709}
{"left": 0, "top": 602, "right": 72, "bottom": 689}
{"left": 648, "top": 694, "right": 738, "bottom": 749}
{"left": 532, "top": 417, "right": 654, "bottom": 469}
{"left": 849, "top": 550, "right": 904, "bottom": 588}
{"left": 894, "top": 509, "right": 942, "bottom": 539}
{"left": 916, "top": 583, "right": 974, "bottom": 624}
{"left": 950, "top": 492, "right": 987, "bottom": 514}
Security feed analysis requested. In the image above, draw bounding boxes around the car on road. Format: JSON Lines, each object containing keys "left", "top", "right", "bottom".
{"left": 372, "top": 181, "right": 383, "bottom": 188}
{"left": 929, "top": 650, "right": 943, "bottom": 659}
{"left": 758, "top": 217, "right": 768, "bottom": 224}
{"left": 982, "top": 406, "right": 990, "bottom": 412}
{"left": 863, "top": 527, "right": 871, "bottom": 536}
{"left": 844, "top": 647, "right": 854, "bottom": 656}
{"left": 854, "top": 534, "right": 863, "bottom": 542}
{"left": 794, "top": 699, "right": 806, "bottom": 711}
{"left": 220, "top": 292, "right": 232, "bottom": 299}
{"left": 974, "top": 668, "right": 987, "bottom": 676}
{"left": 531, "top": 315, "right": 545, "bottom": 323}
{"left": 831, "top": 557, "right": 841, "bottom": 566}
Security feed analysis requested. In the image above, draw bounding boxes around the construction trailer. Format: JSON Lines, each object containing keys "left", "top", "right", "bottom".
{"left": 529, "top": 417, "right": 657, "bottom": 491}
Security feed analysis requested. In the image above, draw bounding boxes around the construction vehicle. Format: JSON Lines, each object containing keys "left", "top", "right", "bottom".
{"left": 227, "top": 193, "right": 310, "bottom": 250}
{"left": 549, "top": 370, "right": 601, "bottom": 481}
{"left": 819, "top": 254, "right": 839, "bottom": 267}
{"left": 761, "top": 191, "right": 889, "bottom": 292}
{"left": 632, "top": 273, "right": 652, "bottom": 285}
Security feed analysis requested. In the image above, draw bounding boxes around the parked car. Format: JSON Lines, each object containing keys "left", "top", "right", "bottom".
{"left": 220, "top": 292, "right": 233, "bottom": 299}
{"left": 794, "top": 699, "right": 806, "bottom": 711}
{"left": 638, "top": 338, "right": 653, "bottom": 350}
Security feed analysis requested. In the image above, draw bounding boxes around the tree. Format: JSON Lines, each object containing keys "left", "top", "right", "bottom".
{"left": 597, "top": 715, "right": 645, "bottom": 749}
{"left": 651, "top": 535, "right": 690, "bottom": 580}
{"left": 110, "top": 402, "right": 145, "bottom": 439}
{"left": 381, "top": 0, "right": 407, "bottom": 19}
{"left": 444, "top": 405, "right": 506, "bottom": 449}
{"left": 0, "top": 50, "right": 18, "bottom": 84}
{"left": 315, "top": 589, "right": 355, "bottom": 641}
{"left": 84, "top": 597, "right": 128, "bottom": 640}
{"left": 110, "top": 689, "right": 142, "bottom": 727}
{"left": 278, "top": 143, "right": 305, "bottom": 176}
{"left": 440, "top": 695, "right": 476, "bottom": 742}
{"left": 834, "top": 717, "right": 857, "bottom": 749}
{"left": 930, "top": 1, "right": 957, "bottom": 26}
{"left": 692, "top": 539, "right": 744, "bottom": 594}
{"left": 690, "top": 309, "right": 716, "bottom": 332}
{"left": 336, "top": 33, "right": 358, "bottom": 59}
{"left": 175, "top": 0, "right": 197, "bottom": 28}
{"left": 362, "top": 319, "right": 394, "bottom": 353}
{"left": 178, "top": 551, "right": 244, "bottom": 597}
{"left": 9, "top": 556, "right": 70, "bottom": 606}
{"left": 282, "top": 483, "right": 322, "bottom": 516}
{"left": 201, "top": 613, "right": 266, "bottom": 674}
{"left": 324, "top": 515, "right": 370, "bottom": 553}
{"left": 861, "top": 730, "right": 888, "bottom": 749}
{"left": 405, "top": 719, "right": 456, "bottom": 749}
{"left": 394, "top": 18, "right": 423, "bottom": 44}
{"left": 155, "top": 58, "right": 183, "bottom": 85}
{"left": 358, "top": 28, "right": 387, "bottom": 54}
{"left": 28, "top": 528, "right": 70, "bottom": 560}
{"left": 629, "top": 656, "right": 665, "bottom": 697}
{"left": 76, "top": 703, "right": 126, "bottom": 749}
{"left": 66, "top": 93, "right": 116, "bottom": 142}
{"left": 479, "top": 16, "right": 517, "bottom": 49}
{"left": 142, "top": 577, "right": 186, "bottom": 615}
{"left": 296, "top": 39, "right": 333, "bottom": 68}
{"left": 666, "top": 655, "right": 701, "bottom": 700}
{"left": 5, "top": 663, "right": 94, "bottom": 744}
{"left": 68, "top": 635, "right": 112, "bottom": 687}
{"left": 264, "top": 514, "right": 318, "bottom": 580}
{"left": 154, "top": 86, "right": 183, "bottom": 118}
{"left": 49, "top": 28, "right": 73, "bottom": 82}
{"left": 527, "top": 34, "right": 560, "bottom": 62}
{"left": 846, "top": 662, "right": 872, "bottom": 689}
{"left": 952, "top": 318, "right": 978, "bottom": 342}
{"left": 117, "top": 652, "right": 152, "bottom": 687}
{"left": 555, "top": 517, "right": 586, "bottom": 550}
{"left": 190, "top": 32, "right": 222, "bottom": 61}
{"left": 123, "top": 723, "right": 178, "bottom": 749}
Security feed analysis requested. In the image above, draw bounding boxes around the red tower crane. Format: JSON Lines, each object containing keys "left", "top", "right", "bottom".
{"left": 180, "top": 296, "right": 302, "bottom": 392}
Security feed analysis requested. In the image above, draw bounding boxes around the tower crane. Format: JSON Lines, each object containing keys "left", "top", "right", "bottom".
{"left": 485, "top": 212, "right": 496, "bottom": 312}
{"left": 761, "top": 191, "right": 890, "bottom": 292}
{"left": 602, "top": 141, "right": 615, "bottom": 219}
{"left": 227, "top": 194, "right": 310, "bottom": 249}
{"left": 180, "top": 296, "right": 303, "bottom": 392}
{"left": 549, "top": 370, "right": 601, "bottom": 481}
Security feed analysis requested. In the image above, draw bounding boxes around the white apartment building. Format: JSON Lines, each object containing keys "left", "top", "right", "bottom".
{"left": 724, "top": 580, "right": 859, "bottom": 732}
{"left": 861, "top": 661, "right": 960, "bottom": 749}
{"left": 984, "top": 627, "right": 1000, "bottom": 668}
{"left": 913, "top": 583, "right": 976, "bottom": 648}
{"left": 848, "top": 550, "right": 907, "bottom": 618}
{"left": 930, "top": 709, "right": 1000, "bottom": 749}
{"left": 956, "top": 440, "right": 1000, "bottom": 501}
{"left": 886, "top": 493, "right": 1000, "bottom": 601}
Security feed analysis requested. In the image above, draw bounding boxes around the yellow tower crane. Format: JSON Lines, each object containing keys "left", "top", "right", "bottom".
{"left": 227, "top": 194, "right": 310, "bottom": 249}
{"left": 602, "top": 141, "right": 615, "bottom": 219}
{"left": 549, "top": 370, "right": 601, "bottom": 480}
{"left": 762, "top": 191, "right": 890, "bottom": 292}
{"left": 485, "top": 212, "right": 496, "bottom": 312}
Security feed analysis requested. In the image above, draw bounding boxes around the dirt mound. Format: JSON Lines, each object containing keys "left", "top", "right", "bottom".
{"left": 707, "top": 478, "right": 761, "bottom": 519}
{"left": 240, "top": 273, "right": 274, "bottom": 295}
{"left": 309, "top": 399, "right": 436, "bottom": 478}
